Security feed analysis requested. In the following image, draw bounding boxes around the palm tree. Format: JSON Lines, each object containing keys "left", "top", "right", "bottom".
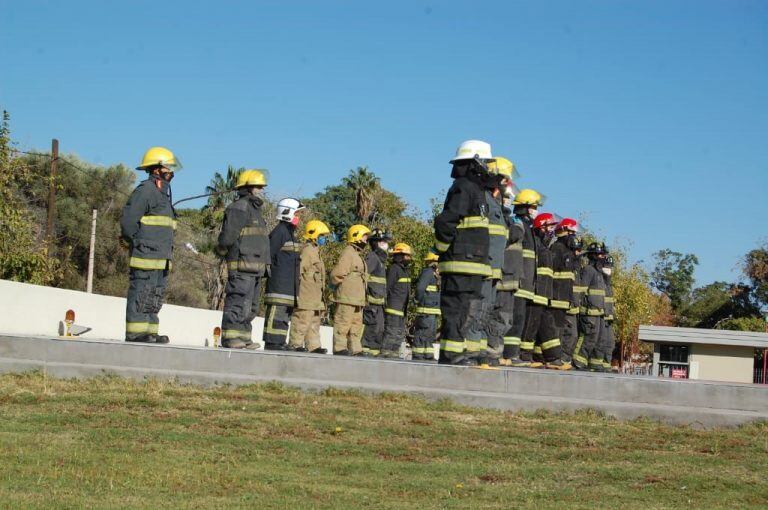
{"left": 204, "top": 165, "right": 243, "bottom": 212}
{"left": 342, "top": 166, "right": 380, "bottom": 223}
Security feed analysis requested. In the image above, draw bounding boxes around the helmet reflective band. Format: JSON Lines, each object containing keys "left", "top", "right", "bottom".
{"left": 450, "top": 140, "right": 493, "bottom": 163}
{"left": 277, "top": 198, "right": 305, "bottom": 223}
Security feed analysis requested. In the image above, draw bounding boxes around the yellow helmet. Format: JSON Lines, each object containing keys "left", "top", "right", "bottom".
{"left": 236, "top": 169, "right": 268, "bottom": 188}
{"left": 487, "top": 156, "right": 519, "bottom": 180}
{"left": 391, "top": 243, "right": 413, "bottom": 256}
{"left": 347, "top": 224, "right": 371, "bottom": 244}
{"left": 424, "top": 251, "right": 440, "bottom": 262}
{"left": 304, "top": 220, "right": 330, "bottom": 241}
{"left": 137, "top": 147, "right": 181, "bottom": 171}
{"left": 512, "top": 188, "right": 544, "bottom": 206}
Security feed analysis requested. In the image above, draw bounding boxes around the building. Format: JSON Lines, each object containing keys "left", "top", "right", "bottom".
{"left": 639, "top": 325, "right": 768, "bottom": 384}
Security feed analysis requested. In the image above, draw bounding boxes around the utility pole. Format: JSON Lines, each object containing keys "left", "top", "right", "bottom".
{"left": 45, "top": 138, "right": 59, "bottom": 253}
{"left": 86, "top": 209, "right": 97, "bottom": 293}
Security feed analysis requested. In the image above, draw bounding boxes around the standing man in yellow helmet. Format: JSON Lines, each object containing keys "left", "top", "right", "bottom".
{"left": 288, "top": 220, "right": 331, "bottom": 354}
{"left": 120, "top": 147, "right": 180, "bottom": 343}
{"left": 433, "top": 140, "right": 495, "bottom": 366}
{"left": 486, "top": 157, "right": 524, "bottom": 366}
{"left": 330, "top": 224, "right": 370, "bottom": 355}
{"left": 501, "top": 188, "right": 543, "bottom": 366}
{"left": 412, "top": 251, "right": 441, "bottom": 361}
{"left": 216, "top": 169, "right": 270, "bottom": 349}
{"left": 381, "top": 243, "right": 413, "bottom": 358}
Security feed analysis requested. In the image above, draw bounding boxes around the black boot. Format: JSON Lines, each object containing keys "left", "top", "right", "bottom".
{"left": 334, "top": 349, "right": 350, "bottom": 356}
{"left": 265, "top": 343, "right": 290, "bottom": 351}
{"left": 311, "top": 347, "right": 328, "bottom": 354}
{"left": 153, "top": 335, "right": 170, "bottom": 344}
{"left": 126, "top": 334, "right": 155, "bottom": 343}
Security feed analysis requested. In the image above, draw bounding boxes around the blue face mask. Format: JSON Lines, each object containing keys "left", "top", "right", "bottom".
{"left": 317, "top": 236, "right": 328, "bottom": 247}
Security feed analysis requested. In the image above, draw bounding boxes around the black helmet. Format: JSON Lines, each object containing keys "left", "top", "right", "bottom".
{"left": 368, "top": 228, "right": 393, "bottom": 244}
{"left": 585, "top": 242, "right": 607, "bottom": 255}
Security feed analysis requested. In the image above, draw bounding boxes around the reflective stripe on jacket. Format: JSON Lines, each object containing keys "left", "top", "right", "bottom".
{"left": 217, "top": 191, "right": 270, "bottom": 274}
{"left": 365, "top": 248, "right": 387, "bottom": 306}
{"left": 265, "top": 221, "right": 301, "bottom": 306}
{"left": 486, "top": 190, "right": 508, "bottom": 281}
{"left": 296, "top": 242, "right": 325, "bottom": 310}
{"left": 121, "top": 177, "right": 176, "bottom": 269}
{"left": 385, "top": 262, "right": 410, "bottom": 316}
{"left": 434, "top": 176, "right": 492, "bottom": 277}
{"left": 331, "top": 244, "right": 368, "bottom": 306}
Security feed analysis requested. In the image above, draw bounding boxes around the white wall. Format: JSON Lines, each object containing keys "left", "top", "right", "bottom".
{"left": 689, "top": 344, "right": 755, "bottom": 384}
{"left": 0, "top": 279, "right": 334, "bottom": 351}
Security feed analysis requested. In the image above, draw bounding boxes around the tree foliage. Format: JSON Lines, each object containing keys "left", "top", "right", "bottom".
{"left": 650, "top": 249, "right": 699, "bottom": 312}
{"left": 743, "top": 242, "right": 768, "bottom": 308}
{"left": 0, "top": 110, "right": 60, "bottom": 284}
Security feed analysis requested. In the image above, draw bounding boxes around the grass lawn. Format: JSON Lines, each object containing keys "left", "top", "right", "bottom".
{"left": 0, "top": 372, "right": 766, "bottom": 509}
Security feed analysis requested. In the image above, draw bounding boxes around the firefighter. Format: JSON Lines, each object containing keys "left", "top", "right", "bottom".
{"left": 550, "top": 218, "right": 582, "bottom": 364}
{"left": 331, "top": 224, "right": 370, "bottom": 355}
{"left": 502, "top": 188, "right": 544, "bottom": 366}
{"left": 497, "top": 178, "right": 527, "bottom": 367}
{"left": 573, "top": 242, "right": 607, "bottom": 370}
{"left": 600, "top": 253, "right": 616, "bottom": 372}
{"left": 412, "top": 252, "right": 440, "bottom": 361}
{"left": 381, "top": 243, "right": 413, "bottom": 358}
{"left": 262, "top": 198, "right": 305, "bottom": 350}
{"left": 520, "top": 213, "right": 571, "bottom": 370}
{"left": 121, "top": 147, "right": 180, "bottom": 343}
{"left": 434, "top": 140, "right": 495, "bottom": 366}
{"left": 288, "top": 220, "right": 330, "bottom": 354}
{"left": 216, "top": 170, "right": 270, "bottom": 349}
{"left": 481, "top": 157, "right": 517, "bottom": 366}
{"left": 362, "top": 229, "right": 392, "bottom": 357}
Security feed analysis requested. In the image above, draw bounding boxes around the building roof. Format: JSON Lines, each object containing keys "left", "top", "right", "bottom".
{"left": 639, "top": 325, "right": 768, "bottom": 349}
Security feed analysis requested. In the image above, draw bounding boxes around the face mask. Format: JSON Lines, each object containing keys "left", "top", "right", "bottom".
{"left": 317, "top": 236, "right": 328, "bottom": 247}
{"left": 602, "top": 267, "right": 612, "bottom": 276}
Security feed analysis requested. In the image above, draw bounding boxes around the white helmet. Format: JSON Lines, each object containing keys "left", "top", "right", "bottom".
{"left": 450, "top": 140, "right": 494, "bottom": 163}
{"left": 277, "top": 198, "right": 305, "bottom": 224}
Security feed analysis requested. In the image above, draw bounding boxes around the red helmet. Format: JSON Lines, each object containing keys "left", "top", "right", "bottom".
{"left": 533, "top": 212, "right": 558, "bottom": 230}
{"left": 556, "top": 217, "right": 579, "bottom": 234}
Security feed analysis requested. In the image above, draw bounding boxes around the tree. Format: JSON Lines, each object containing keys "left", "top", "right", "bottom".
{"left": 342, "top": 166, "right": 380, "bottom": 223}
{"left": 743, "top": 242, "right": 768, "bottom": 308}
{"left": 650, "top": 249, "right": 699, "bottom": 312}
{"left": 0, "top": 110, "right": 60, "bottom": 284}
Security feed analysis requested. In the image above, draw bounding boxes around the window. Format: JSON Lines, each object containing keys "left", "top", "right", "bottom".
{"left": 658, "top": 344, "right": 689, "bottom": 378}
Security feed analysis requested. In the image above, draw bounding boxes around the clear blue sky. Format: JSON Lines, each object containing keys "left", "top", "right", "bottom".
{"left": 2, "top": 0, "right": 766, "bottom": 286}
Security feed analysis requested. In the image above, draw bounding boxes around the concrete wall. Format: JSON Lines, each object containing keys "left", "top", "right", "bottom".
{"left": 0, "top": 279, "right": 334, "bottom": 352}
{"left": 690, "top": 344, "right": 755, "bottom": 384}
{"left": 2, "top": 335, "right": 768, "bottom": 427}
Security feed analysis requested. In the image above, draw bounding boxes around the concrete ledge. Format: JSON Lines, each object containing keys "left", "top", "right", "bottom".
{"left": 1, "top": 335, "right": 767, "bottom": 428}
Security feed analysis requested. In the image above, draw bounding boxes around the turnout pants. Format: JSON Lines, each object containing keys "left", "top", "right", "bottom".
{"left": 573, "top": 316, "right": 604, "bottom": 370}
{"left": 262, "top": 304, "right": 293, "bottom": 348}
{"left": 289, "top": 308, "right": 322, "bottom": 351}
{"left": 125, "top": 267, "right": 169, "bottom": 340}
{"left": 598, "top": 320, "right": 616, "bottom": 370}
{"left": 221, "top": 270, "right": 264, "bottom": 346}
{"left": 439, "top": 274, "right": 483, "bottom": 363}
{"left": 521, "top": 304, "right": 563, "bottom": 363}
{"left": 552, "top": 309, "right": 579, "bottom": 363}
{"left": 412, "top": 313, "right": 438, "bottom": 359}
{"left": 362, "top": 305, "right": 385, "bottom": 356}
{"left": 465, "top": 279, "right": 494, "bottom": 360}
{"left": 333, "top": 304, "right": 363, "bottom": 354}
{"left": 488, "top": 289, "right": 514, "bottom": 361}
{"left": 381, "top": 311, "right": 406, "bottom": 357}
{"left": 502, "top": 294, "right": 527, "bottom": 360}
